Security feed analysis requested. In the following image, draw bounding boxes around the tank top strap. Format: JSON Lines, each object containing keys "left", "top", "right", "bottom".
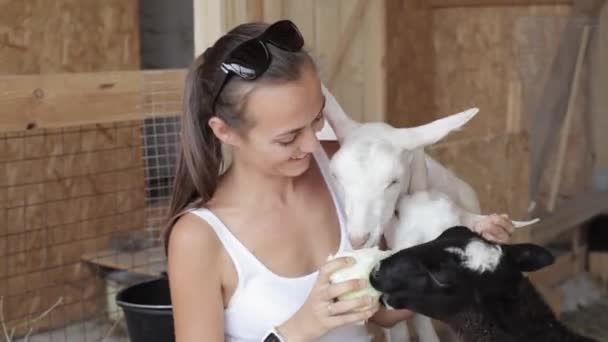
{"left": 187, "top": 207, "right": 256, "bottom": 281}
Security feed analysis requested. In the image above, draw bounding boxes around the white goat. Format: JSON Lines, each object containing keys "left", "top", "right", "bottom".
{"left": 320, "top": 85, "right": 538, "bottom": 342}
{"left": 321, "top": 85, "right": 481, "bottom": 250}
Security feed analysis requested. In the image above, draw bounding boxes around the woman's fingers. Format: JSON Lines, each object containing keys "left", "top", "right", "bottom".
{"left": 493, "top": 214, "right": 515, "bottom": 234}
{"left": 325, "top": 295, "right": 374, "bottom": 316}
{"left": 325, "top": 304, "right": 377, "bottom": 328}
{"left": 318, "top": 256, "right": 354, "bottom": 284}
{"left": 476, "top": 214, "right": 515, "bottom": 242}
{"left": 321, "top": 279, "right": 367, "bottom": 301}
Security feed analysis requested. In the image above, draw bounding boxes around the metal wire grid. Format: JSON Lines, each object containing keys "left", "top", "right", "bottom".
{"left": 0, "top": 71, "right": 183, "bottom": 341}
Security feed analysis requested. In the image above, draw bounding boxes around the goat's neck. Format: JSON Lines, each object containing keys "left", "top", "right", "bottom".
{"left": 406, "top": 148, "right": 429, "bottom": 193}
{"left": 447, "top": 277, "right": 595, "bottom": 342}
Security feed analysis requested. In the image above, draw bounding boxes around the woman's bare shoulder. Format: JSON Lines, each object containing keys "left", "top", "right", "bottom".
{"left": 167, "top": 211, "right": 226, "bottom": 341}
{"left": 168, "top": 211, "right": 222, "bottom": 261}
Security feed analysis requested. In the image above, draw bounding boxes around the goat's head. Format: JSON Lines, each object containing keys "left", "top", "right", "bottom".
{"left": 322, "top": 84, "right": 479, "bottom": 248}
{"left": 369, "top": 226, "right": 554, "bottom": 320}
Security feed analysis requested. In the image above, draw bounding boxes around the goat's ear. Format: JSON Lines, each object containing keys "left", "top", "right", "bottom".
{"left": 408, "top": 149, "right": 429, "bottom": 192}
{"left": 391, "top": 108, "right": 479, "bottom": 150}
{"left": 503, "top": 243, "right": 555, "bottom": 272}
{"left": 321, "top": 83, "right": 361, "bottom": 142}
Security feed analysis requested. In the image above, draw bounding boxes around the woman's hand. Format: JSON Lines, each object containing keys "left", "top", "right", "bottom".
{"left": 277, "top": 257, "right": 379, "bottom": 341}
{"left": 369, "top": 307, "right": 415, "bottom": 328}
{"left": 473, "top": 213, "right": 515, "bottom": 243}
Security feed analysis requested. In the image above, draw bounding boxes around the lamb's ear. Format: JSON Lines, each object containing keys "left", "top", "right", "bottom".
{"left": 438, "top": 226, "right": 476, "bottom": 240}
{"left": 391, "top": 108, "right": 479, "bottom": 150}
{"left": 503, "top": 243, "right": 555, "bottom": 272}
{"left": 321, "top": 83, "right": 361, "bottom": 142}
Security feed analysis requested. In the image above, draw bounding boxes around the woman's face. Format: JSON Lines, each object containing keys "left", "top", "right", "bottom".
{"left": 232, "top": 65, "right": 326, "bottom": 177}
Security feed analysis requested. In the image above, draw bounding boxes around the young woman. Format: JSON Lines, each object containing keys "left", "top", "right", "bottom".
{"left": 164, "top": 20, "right": 514, "bottom": 342}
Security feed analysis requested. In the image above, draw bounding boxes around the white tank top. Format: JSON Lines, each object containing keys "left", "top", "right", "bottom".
{"left": 188, "top": 146, "right": 372, "bottom": 342}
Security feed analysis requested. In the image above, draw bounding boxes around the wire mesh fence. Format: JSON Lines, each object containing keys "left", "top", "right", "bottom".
{"left": 0, "top": 72, "right": 182, "bottom": 341}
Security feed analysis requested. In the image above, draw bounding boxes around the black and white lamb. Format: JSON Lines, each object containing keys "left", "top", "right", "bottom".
{"left": 370, "top": 226, "right": 597, "bottom": 342}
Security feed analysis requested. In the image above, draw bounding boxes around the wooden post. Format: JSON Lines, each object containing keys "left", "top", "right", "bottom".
{"left": 547, "top": 25, "right": 592, "bottom": 211}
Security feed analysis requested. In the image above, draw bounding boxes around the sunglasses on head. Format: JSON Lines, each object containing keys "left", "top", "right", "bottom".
{"left": 211, "top": 20, "right": 305, "bottom": 113}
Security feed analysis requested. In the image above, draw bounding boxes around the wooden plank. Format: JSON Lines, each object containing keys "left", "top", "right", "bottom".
{"left": 327, "top": 0, "right": 370, "bottom": 87}
{"left": 248, "top": 0, "right": 265, "bottom": 21}
{"left": 589, "top": 252, "right": 608, "bottom": 286}
{"left": 224, "top": 0, "right": 254, "bottom": 30}
{"left": 262, "top": 0, "right": 284, "bottom": 22}
{"left": 193, "top": 0, "right": 224, "bottom": 56}
{"left": 384, "top": 0, "right": 435, "bottom": 128}
{"left": 591, "top": 4, "right": 608, "bottom": 169}
{"left": 547, "top": 25, "right": 592, "bottom": 211}
{"left": 0, "top": 69, "right": 186, "bottom": 132}
{"left": 430, "top": 0, "right": 572, "bottom": 7}
{"left": 81, "top": 246, "right": 166, "bottom": 277}
{"left": 0, "top": 0, "right": 140, "bottom": 74}
{"left": 314, "top": 0, "right": 341, "bottom": 74}
{"left": 284, "top": 0, "right": 316, "bottom": 47}
{"left": 527, "top": 191, "right": 608, "bottom": 245}
{"left": 362, "top": 0, "right": 385, "bottom": 122}
{"left": 332, "top": 0, "right": 366, "bottom": 123}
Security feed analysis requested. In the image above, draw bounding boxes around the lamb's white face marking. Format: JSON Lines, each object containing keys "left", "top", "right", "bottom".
{"left": 445, "top": 239, "right": 503, "bottom": 273}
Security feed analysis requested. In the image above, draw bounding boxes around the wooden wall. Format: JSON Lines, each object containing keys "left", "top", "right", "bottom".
{"left": 0, "top": 0, "right": 140, "bottom": 74}
{"left": 0, "top": 0, "right": 144, "bottom": 336}
{"left": 431, "top": 4, "right": 575, "bottom": 217}
{"left": 383, "top": 1, "right": 597, "bottom": 218}
{"left": 384, "top": 0, "right": 436, "bottom": 128}
{"left": 212, "top": 0, "right": 602, "bottom": 217}
{"left": 1, "top": 122, "right": 145, "bottom": 334}
{"left": 220, "top": 0, "right": 386, "bottom": 124}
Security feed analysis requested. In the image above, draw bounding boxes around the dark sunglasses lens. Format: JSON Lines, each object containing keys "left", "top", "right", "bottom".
{"left": 263, "top": 20, "right": 304, "bottom": 52}
{"left": 223, "top": 39, "right": 270, "bottom": 79}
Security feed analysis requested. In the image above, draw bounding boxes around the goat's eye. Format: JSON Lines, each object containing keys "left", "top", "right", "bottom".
{"left": 386, "top": 179, "right": 399, "bottom": 189}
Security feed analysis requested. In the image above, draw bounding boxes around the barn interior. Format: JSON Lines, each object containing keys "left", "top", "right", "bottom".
{"left": 0, "top": 0, "right": 607, "bottom": 341}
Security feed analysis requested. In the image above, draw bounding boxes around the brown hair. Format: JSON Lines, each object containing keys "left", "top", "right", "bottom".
{"left": 163, "top": 22, "right": 315, "bottom": 253}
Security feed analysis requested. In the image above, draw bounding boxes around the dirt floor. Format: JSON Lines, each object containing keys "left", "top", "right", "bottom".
{"left": 562, "top": 298, "right": 608, "bottom": 341}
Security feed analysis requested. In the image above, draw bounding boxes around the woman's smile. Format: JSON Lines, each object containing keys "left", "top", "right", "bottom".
{"left": 290, "top": 153, "right": 310, "bottom": 161}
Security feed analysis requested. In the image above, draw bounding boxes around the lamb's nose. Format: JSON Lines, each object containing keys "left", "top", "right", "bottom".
{"left": 350, "top": 233, "right": 371, "bottom": 249}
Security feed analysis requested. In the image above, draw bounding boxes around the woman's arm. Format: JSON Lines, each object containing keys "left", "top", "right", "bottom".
{"left": 369, "top": 307, "right": 415, "bottom": 328}
{"left": 168, "top": 213, "right": 225, "bottom": 342}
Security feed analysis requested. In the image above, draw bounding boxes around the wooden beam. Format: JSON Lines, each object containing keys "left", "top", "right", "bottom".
{"left": 547, "top": 25, "right": 592, "bottom": 211}
{"left": 0, "top": 69, "right": 186, "bottom": 132}
{"left": 526, "top": 191, "right": 608, "bottom": 245}
{"left": 430, "top": 0, "right": 572, "bottom": 7}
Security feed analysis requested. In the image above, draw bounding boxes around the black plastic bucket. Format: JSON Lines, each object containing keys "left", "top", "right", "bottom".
{"left": 116, "top": 277, "right": 175, "bottom": 342}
